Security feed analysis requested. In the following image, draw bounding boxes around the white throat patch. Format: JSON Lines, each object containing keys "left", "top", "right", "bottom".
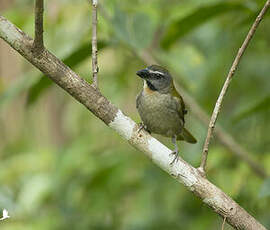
{"left": 143, "top": 80, "right": 148, "bottom": 89}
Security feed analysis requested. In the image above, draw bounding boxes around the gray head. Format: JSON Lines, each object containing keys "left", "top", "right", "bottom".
{"left": 136, "top": 65, "right": 172, "bottom": 93}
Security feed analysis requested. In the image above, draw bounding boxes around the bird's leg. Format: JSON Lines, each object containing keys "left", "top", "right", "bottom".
{"left": 170, "top": 135, "right": 179, "bottom": 165}
{"left": 137, "top": 122, "right": 146, "bottom": 133}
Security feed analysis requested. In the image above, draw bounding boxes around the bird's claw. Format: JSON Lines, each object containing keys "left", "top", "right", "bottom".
{"left": 137, "top": 123, "right": 151, "bottom": 134}
{"left": 137, "top": 122, "right": 146, "bottom": 133}
{"left": 170, "top": 150, "right": 179, "bottom": 165}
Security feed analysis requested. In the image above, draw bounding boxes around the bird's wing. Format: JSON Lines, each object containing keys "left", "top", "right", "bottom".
{"left": 136, "top": 91, "right": 142, "bottom": 109}
{"left": 171, "top": 84, "right": 186, "bottom": 123}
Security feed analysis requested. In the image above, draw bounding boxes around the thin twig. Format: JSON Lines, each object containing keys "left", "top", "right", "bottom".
{"left": 91, "top": 0, "right": 99, "bottom": 88}
{"left": 199, "top": 0, "right": 270, "bottom": 175}
{"left": 221, "top": 216, "right": 227, "bottom": 230}
{"left": 33, "top": 0, "right": 44, "bottom": 54}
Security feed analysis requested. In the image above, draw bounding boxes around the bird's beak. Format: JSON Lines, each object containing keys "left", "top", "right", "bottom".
{"left": 136, "top": 68, "right": 149, "bottom": 79}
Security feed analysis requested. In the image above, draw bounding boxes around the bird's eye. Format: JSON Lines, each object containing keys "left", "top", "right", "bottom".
{"left": 149, "top": 71, "right": 165, "bottom": 79}
{"left": 156, "top": 73, "right": 164, "bottom": 79}
{"left": 152, "top": 73, "right": 163, "bottom": 79}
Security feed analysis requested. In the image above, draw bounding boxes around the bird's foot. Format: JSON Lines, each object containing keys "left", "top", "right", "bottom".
{"left": 170, "top": 135, "right": 179, "bottom": 165}
{"left": 137, "top": 122, "right": 145, "bottom": 133}
{"left": 137, "top": 122, "right": 151, "bottom": 134}
{"left": 170, "top": 150, "right": 179, "bottom": 165}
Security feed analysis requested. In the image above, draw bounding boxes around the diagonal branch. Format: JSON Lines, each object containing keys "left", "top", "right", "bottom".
{"left": 91, "top": 0, "right": 99, "bottom": 88}
{"left": 199, "top": 0, "right": 270, "bottom": 175}
{"left": 0, "top": 16, "right": 267, "bottom": 230}
{"left": 33, "top": 0, "right": 44, "bottom": 54}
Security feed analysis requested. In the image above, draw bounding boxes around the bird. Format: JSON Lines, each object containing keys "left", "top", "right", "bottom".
{"left": 136, "top": 65, "right": 197, "bottom": 164}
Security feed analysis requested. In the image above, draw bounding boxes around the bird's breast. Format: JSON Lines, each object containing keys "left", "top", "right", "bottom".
{"left": 136, "top": 90, "right": 183, "bottom": 137}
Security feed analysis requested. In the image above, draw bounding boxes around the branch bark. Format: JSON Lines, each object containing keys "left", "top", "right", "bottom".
{"left": 33, "top": 0, "right": 44, "bottom": 54}
{"left": 0, "top": 16, "right": 267, "bottom": 230}
{"left": 91, "top": 0, "right": 99, "bottom": 88}
{"left": 199, "top": 0, "right": 270, "bottom": 174}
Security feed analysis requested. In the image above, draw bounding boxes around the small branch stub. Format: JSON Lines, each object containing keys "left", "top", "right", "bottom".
{"left": 91, "top": 0, "right": 99, "bottom": 88}
{"left": 33, "top": 0, "right": 44, "bottom": 54}
{"left": 199, "top": 0, "right": 270, "bottom": 174}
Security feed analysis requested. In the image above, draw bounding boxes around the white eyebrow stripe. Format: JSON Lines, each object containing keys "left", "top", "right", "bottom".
{"left": 147, "top": 69, "right": 164, "bottom": 75}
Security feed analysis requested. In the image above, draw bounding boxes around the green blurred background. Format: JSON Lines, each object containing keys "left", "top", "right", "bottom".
{"left": 0, "top": 0, "right": 270, "bottom": 229}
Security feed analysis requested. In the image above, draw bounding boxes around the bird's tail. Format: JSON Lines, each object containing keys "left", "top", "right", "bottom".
{"left": 177, "top": 128, "right": 197, "bottom": 144}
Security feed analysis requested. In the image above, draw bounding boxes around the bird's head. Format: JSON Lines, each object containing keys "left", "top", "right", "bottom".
{"left": 136, "top": 65, "right": 172, "bottom": 93}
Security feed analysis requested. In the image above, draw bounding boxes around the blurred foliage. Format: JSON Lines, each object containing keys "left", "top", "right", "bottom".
{"left": 233, "top": 94, "right": 270, "bottom": 122}
{"left": 0, "top": 0, "right": 270, "bottom": 229}
{"left": 161, "top": 2, "right": 251, "bottom": 49}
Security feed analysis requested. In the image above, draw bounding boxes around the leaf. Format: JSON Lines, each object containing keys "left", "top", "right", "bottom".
{"left": 18, "top": 174, "right": 51, "bottom": 212}
{"left": 111, "top": 7, "right": 155, "bottom": 50}
{"left": 259, "top": 178, "right": 270, "bottom": 198}
{"left": 27, "top": 41, "right": 107, "bottom": 105}
{"left": 112, "top": 7, "right": 130, "bottom": 44}
{"left": 87, "top": 164, "right": 119, "bottom": 189}
{"left": 233, "top": 95, "right": 270, "bottom": 121}
{"left": 161, "top": 2, "right": 249, "bottom": 49}
{"left": 130, "top": 13, "right": 155, "bottom": 49}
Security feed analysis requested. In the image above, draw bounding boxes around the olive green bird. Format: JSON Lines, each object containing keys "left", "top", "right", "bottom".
{"left": 136, "top": 65, "right": 197, "bottom": 164}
